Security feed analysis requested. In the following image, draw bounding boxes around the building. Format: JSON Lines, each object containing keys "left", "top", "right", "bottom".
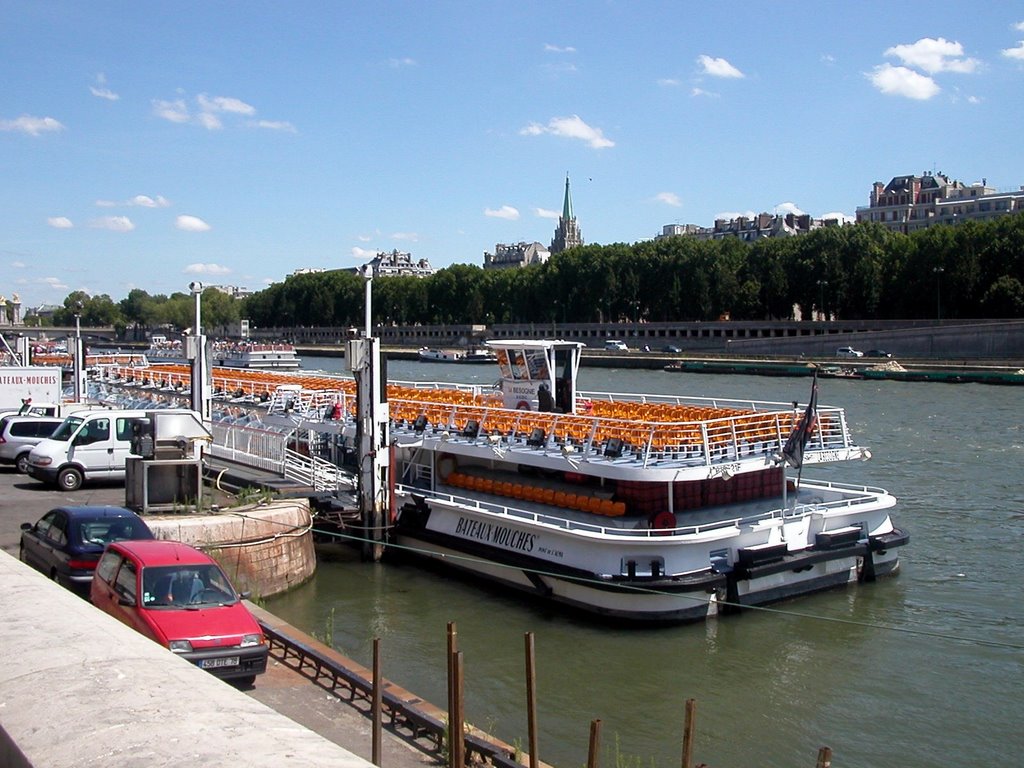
{"left": 855, "top": 171, "right": 1024, "bottom": 232}
{"left": 657, "top": 212, "right": 841, "bottom": 242}
{"left": 209, "top": 285, "right": 253, "bottom": 299}
{"left": 482, "top": 241, "right": 550, "bottom": 270}
{"left": 366, "top": 249, "right": 435, "bottom": 278}
{"left": 550, "top": 174, "right": 584, "bottom": 254}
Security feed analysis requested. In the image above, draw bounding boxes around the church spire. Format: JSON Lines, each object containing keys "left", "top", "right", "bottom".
{"left": 551, "top": 174, "right": 583, "bottom": 254}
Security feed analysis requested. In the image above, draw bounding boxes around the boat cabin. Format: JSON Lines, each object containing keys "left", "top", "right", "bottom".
{"left": 486, "top": 340, "right": 583, "bottom": 414}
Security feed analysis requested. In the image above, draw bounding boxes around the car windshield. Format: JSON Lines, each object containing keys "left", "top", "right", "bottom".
{"left": 50, "top": 417, "right": 84, "bottom": 442}
{"left": 141, "top": 564, "right": 238, "bottom": 608}
{"left": 74, "top": 516, "right": 151, "bottom": 546}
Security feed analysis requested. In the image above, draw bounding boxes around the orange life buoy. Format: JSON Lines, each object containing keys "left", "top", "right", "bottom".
{"left": 650, "top": 511, "right": 677, "bottom": 532}
{"left": 516, "top": 400, "right": 531, "bottom": 410}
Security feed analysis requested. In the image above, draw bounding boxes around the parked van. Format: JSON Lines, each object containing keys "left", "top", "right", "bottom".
{"left": 25, "top": 408, "right": 204, "bottom": 492}
{"left": 0, "top": 415, "right": 65, "bottom": 473}
{"left": 604, "top": 339, "right": 629, "bottom": 352}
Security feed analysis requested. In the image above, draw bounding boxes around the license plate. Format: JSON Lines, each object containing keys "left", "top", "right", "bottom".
{"left": 200, "top": 656, "right": 239, "bottom": 669}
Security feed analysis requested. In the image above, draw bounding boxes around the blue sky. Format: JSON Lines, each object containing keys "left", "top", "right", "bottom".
{"left": 3, "top": 2, "right": 1024, "bottom": 309}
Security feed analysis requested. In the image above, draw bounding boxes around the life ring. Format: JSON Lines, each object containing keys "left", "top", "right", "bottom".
{"left": 516, "top": 400, "right": 531, "bottom": 410}
{"left": 650, "top": 510, "right": 677, "bottom": 533}
{"left": 437, "top": 454, "right": 457, "bottom": 481}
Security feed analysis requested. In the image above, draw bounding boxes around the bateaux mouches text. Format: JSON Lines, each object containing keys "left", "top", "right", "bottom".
{"left": 455, "top": 516, "right": 536, "bottom": 553}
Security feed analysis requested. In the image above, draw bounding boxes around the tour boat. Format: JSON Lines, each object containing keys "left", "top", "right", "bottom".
{"left": 145, "top": 336, "right": 300, "bottom": 370}
{"left": 95, "top": 339, "right": 907, "bottom": 623}
{"left": 418, "top": 347, "right": 463, "bottom": 362}
{"left": 458, "top": 348, "right": 499, "bottom": 364}
{"left": 382, "top": 340, "right": 907, "bottom": 622}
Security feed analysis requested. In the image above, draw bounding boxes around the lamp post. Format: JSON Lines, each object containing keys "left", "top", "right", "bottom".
{"left": 816, "top": 279, "right": 828, "bottom": 322}
{"left": 72, "top": 301, "right": 86, "bottom": 403}
{"left": 933, "top": 267, "right": 944, "bottom": 321}
{"left": 188, "top": 282, "right": 212, "bottom": 427}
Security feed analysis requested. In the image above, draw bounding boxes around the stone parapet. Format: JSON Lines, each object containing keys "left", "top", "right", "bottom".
{"left": 147, "top": 499, "right": 316, "bottom": 599}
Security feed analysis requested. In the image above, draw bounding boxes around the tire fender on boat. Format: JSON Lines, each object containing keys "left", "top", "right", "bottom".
{"left": 650, "top": 510, "right": 677, "bottom": 532}
{"left": 437, "top": 453, "right": 457, "bottom": 481}
{"left": 516, "top": 400, "right": 531, "bottom": 410}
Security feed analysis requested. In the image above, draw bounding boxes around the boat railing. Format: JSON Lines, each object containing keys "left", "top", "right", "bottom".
{"left": 209, "top": 421, "right": 290, "bottom": 474}
{"left": 387, "top": 396, "right": 854, "bottom": 468}
{"left": 403, "top": 482, "right": 886, "bottom": 540}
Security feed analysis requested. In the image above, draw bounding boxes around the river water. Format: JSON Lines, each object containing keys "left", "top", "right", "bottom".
{"left": 263, "top": 356, "right": 1023, "bottom": 768}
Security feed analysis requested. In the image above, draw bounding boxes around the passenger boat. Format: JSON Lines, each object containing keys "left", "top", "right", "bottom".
{"left": 145, "top": 336, "right": 300, "bottom": 370}
{"left": 212, "top": 342, "right": 301, "bottom": 370}
{"left": 381, "top": 340, "right": 906, "bottom": 622}
{"left": 458, "top": 348, "right": 499, "bottom": 364}
{"left": 94, "top": 340, "right": 908, "bottom": 623}
{"left": 418, "top": 347, "right": 463, "bottom": 363}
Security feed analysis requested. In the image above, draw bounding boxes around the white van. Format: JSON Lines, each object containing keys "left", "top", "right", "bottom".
{"left": 25, "top": 408, "right": 203, "bottom": 492}
{"left": 604, "top": 340, "right": 629, "bottom": 352}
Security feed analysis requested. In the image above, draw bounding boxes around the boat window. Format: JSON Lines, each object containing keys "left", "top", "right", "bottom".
{"left": 524, "top": 350, "right": 549, "bottom": 380}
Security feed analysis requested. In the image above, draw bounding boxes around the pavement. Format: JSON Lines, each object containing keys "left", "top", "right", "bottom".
{"left": 0, "top": 465, "right": 438, "bottom": 768}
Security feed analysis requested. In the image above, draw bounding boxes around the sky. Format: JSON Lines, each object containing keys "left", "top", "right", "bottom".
{"left": 3, "top": 2, "right": 1024, "bottom": 310}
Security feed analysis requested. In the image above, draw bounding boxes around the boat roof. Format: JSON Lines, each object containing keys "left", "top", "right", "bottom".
{"left": 486, "top": 339, "right": 584, "bottom": 351}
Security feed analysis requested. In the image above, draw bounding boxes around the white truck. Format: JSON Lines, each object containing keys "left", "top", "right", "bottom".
{"left": 0, "top": 367, "right": 63, "bottom": 418}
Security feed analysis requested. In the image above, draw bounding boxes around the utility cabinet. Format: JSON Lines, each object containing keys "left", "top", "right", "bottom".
{"left": 126, "top": 457, "right": 203, "bottom": 513}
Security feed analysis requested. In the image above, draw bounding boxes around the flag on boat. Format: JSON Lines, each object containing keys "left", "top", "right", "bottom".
{"left": 782, "top": 370, "right": 819, "bottom": 468}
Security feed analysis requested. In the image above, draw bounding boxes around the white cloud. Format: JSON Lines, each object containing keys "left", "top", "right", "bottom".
{"left": 152, "top": 98, "right": 190, "bottom": 123}
{"left": 691, "top": 87, "right": 718, "bottom": 98}
{"left": 0, "top": 115, "right": 64, "bottom": 136}
{"left": 520, "top": 114, "right": 614, "bottom": 149}
{"left": 390, "top": 232, "right": 419, "bottom": 241}
{"left": 184, "top": 263, "right": 230, "bottom": 276}
{"left": 485, "top": 205, "right": 520, "bottom": 220}
{"left": 197, "top": 112, "right": 222, "bottom": 130}
{"left": 716, "top": 210, "right": 757, "bottom": 221}
{"left": 89, "top": 216, "right": 134, "bottom": 232}
{"left": 130, "top": 195, "right": 171, "bottom": 208}
{"left": 867, "top": 64, "right": 940, "bottom": 99}
{"left": 43, "top": 277, "right": 69, "bottom": 290}
{"left": 175, "top": 215, "right": 211, "bottom": 232}
{"left": 387, "top": 57, "right": 417, "bottom": 68}
{"left": 351, "top": 247, "right": 377, "bottom": 259}
{"left": 11, "top": 261, "right": 25, "bottom": 269}
{"left": 47, "top": 217, "right": 73, "bottom": 229}
{"left": 655, "top": 192, "right": 682, "bottom": 207}
{"left": 1016, "top": 21, "right": 1024, "bottom": 31}
{"left": 775, "top": 201, "right": 805, "bottom": 216}
{"left": 534, "top": 207, "right": 560, "bottom": 219}
{"left": 198, "top": 94, "right": 256, "bottom": 116}
{"left": 254, "top": 120, "right": 297, "bottom": 133}
{"left": 544, "top": 44, "right": 576, "bottom": 53}
{"left": 697, "top": 55, "right": 744, "bottom": 79}
{"left": 821, "top": 211, "right": 854, "bottom": 223}
{"left": 89, "top": 73, "right": 119, "bottom": 101}
{"left": 1002, "top": 41, "right": 1024, "bottom": 61}
{"left": 884, "top": 37, "right": 979, "bottom": 74}
{"left": 821, "top": 54, "right": 836, "bottom": 65}
{"left": 657, "top": 78, "right": 681, "bottom": 87}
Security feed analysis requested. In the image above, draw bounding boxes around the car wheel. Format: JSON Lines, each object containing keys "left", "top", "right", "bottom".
{"left": 235, "top": 675, "right": 256, "bottom": 688}
{"left": 57, "top": 467, "right": 83, "bottom": 492}
{"left": 15, "top": 452, "right": 30, "bottom": 474}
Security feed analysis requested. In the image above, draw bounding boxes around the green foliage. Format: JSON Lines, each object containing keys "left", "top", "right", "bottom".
{"left": 54, "top": 214, "right": 1024, "bottom": 329}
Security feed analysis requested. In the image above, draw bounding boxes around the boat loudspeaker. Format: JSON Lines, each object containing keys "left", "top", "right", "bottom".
{"left": 413, "top": 414, "right": 428, "bottom": 433}
{"left": 604, "top": 437, "right": 624, "bottom": 458}
{"left": 462, "top": 419, "right": 480, "bottom": 438}
{"left": 527, "top": 427, "right": 545, "bottom": 447}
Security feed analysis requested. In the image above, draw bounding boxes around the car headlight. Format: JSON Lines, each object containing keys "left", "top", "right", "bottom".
{"left": 240, "top": 633, "right": 265, "bottom": 647}
{"left": 32, "top": 456, "right": 52, "bottom": 467}
{"left": 169, "top": 640, "right": 193, "bottom": 653}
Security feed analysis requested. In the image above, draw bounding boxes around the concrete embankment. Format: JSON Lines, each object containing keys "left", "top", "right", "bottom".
{"left": 0, "top": 549, "right": 374, "bottom": 768}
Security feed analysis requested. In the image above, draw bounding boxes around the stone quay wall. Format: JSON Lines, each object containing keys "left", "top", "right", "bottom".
{"left": 147, "top": 499, "right": 316, "bottom": 599}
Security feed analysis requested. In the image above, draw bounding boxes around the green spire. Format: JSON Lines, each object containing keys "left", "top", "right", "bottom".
{"left": 562, "top": 174, "right": 574, "bottom": 221}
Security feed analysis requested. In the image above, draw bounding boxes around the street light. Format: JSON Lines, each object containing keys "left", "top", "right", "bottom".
{"left": 72, "top": 301, "right": 85, "bottom": 403}
{"left": 817, "top": 279, "right": 828, "bottom": 321}
{"left": 933, "top": 267, "right": 944, "bottom": 321}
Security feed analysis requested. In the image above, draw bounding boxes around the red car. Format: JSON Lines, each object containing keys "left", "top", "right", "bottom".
{"left": 91, "top": 540, "right": 268, "bottom": 685}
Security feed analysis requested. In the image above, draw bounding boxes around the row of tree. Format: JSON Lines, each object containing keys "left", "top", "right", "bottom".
{"left": 33, "top": 215, "right": 1024, "bottom": 333}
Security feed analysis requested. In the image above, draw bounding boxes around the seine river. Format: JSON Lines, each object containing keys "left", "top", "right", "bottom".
{"left": 264, "top": 356, "right": 1023, "bottom": 768}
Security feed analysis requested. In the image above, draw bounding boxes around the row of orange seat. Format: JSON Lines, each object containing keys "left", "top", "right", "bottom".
{"left": 446, "top": 471, "right": 627, "bottom": 517}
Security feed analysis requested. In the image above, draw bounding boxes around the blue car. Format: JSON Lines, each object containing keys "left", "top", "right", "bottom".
{"left": 19, "top": 506, "right": 154, "bottom": 596}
